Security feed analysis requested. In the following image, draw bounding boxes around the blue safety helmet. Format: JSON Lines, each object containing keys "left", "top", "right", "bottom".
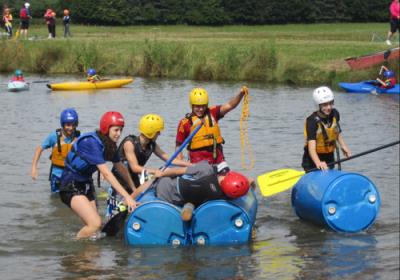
{"left": 87, "top": 68, "right": 96, "bottom": 76}
{"left": 383, "top": 70, "right": 395, "bottom": 78}
{"left": 60, "top": 108, "right": 79, "bottom": 127}
{"left": 15, "top": 69, "right": 23, "bottom": 76}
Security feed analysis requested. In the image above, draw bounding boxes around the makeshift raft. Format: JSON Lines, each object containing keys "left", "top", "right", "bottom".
{"left": 124, "top": 188, "right": 257, "bottom": 246}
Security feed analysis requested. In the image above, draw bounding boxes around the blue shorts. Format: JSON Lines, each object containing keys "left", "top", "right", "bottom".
{"left": 50, "top": 174, "right": 61, "bottom": 193}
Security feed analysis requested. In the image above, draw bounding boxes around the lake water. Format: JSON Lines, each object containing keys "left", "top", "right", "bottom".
{"left": 0, "top": 75, "right": 399, "bottom": 279}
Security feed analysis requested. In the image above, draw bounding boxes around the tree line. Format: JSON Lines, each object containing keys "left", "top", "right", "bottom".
{"left": 1, "top": 0, "right": 393, "bottom": 25}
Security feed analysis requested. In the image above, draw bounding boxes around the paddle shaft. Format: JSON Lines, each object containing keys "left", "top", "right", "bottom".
{"left": 163, "top": 122, "right": 203, "bottom": 169}
{"left": 314, "top": 140, "right": 400, "bottom": 172}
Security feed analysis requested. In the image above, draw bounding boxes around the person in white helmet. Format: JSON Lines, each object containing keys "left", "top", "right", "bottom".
{"left": 19, "top": 2, "right": 32, "bottom": 39}
{"left": 302, "top": 86, "right": 351, "bottom": 171}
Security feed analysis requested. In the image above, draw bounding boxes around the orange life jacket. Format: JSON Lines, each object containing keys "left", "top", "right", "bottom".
{"left": 187, "top": 109, "right": 224, "bottom": 150}
{"left": 50, "top": 129, "right": 80, "bottom": 168}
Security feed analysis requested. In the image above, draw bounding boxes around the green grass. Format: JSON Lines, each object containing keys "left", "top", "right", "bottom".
{"left": 1, "top": 23, "right": 399, "bottom": 87}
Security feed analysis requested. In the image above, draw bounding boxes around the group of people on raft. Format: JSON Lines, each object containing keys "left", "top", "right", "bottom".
{"left": 31, "top": 85, "right": 353, "bottom": 240}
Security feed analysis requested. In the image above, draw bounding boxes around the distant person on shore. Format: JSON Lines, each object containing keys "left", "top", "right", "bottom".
{"left": 386, "top": 0, "right": 400, "bottom": 45}
{"left": 11, "top": 69, "right": 25, "bottom": 81}
{"left": 63, "top": 9, "right": 71, "bottom": 37}
{"left": 2, "top": 7, "right": 13, "bottom": 38}
{"left": 44, "top": 8, "right": 56, "bottom": 39}
{"left": 19, "top": 2, "right": 31, "bottom": 39}
{"left": 302, "top": 87, "right": 351, "bottom": 172}
{"left": 87, "top": 68, "right": 101, "bottom": 82}
{"left": 376, "top": 65, "right": 397, "bottom": 89}
{"left": 31, "top": 108, "right": 80, "bottom": 193}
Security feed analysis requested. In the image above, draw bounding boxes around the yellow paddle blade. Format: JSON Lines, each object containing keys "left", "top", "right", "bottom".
{"left": 257, "top": 168, "right": 305, "bottom": 197}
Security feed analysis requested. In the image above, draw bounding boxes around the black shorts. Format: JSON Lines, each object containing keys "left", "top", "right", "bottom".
{"left": 302, "top": 150, "right": 335, "bottom": 172}
{"left": 390, "top": 18, "right": 399, "bottom": 33}
{"left": 20, "top": 20, "right": 30, "bottom": 30}
{"left": 59, "top": 181, "right": 96, "bottom": 208}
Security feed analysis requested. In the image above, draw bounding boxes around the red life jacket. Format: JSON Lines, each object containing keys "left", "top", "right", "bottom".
{"left": 20, "top": 8, "right": 28, "bottom": 19}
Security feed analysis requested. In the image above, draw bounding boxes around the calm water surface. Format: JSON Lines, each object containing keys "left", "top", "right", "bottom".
{"left": 0, "top": 75, "right": 399, "bottom": 280}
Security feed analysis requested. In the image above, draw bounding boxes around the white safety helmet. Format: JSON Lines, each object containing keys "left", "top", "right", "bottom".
{"left": 24, "top": 2, "right": 30, "bottom": 8}
{"left": 313, "top": 86, "right": 334, "bottom": 107}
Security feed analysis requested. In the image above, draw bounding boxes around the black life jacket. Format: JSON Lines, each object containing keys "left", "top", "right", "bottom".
{"left": 116, "top": 134, "right": 155, "bottom": 187}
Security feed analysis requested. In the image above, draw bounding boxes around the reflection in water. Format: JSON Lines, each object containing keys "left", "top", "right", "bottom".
{"left": 252, "top": 240, "right": 304, "bottom": 280}
{"left": 60, "top": 243, "right": 120, "bottom": 279}
{"left": 288, "top": 220, "right": 378, "bottom": 279}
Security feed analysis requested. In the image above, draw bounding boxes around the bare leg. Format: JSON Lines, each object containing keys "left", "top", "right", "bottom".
{"left": 386, "top": 31, "right": 393, "bottom": 45}
{"left": 70, "top": 195, "right": 102, "bottom": 239}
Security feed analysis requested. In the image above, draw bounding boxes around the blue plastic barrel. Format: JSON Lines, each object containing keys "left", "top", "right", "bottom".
{"left": 191, "top": 189, "right": 257, "bottom": 245}
{"left": 291, "top": 170, "right": 380, "bottom": 233}
{"left": 124, "top": 189, "right": 187, "bottom": 246}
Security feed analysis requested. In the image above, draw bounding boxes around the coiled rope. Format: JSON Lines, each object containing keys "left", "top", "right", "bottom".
{"left": 239, "top": 86, "right": 254, "bottom": 170}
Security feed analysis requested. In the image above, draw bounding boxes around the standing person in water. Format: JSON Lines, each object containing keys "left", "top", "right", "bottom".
{"left": 106, "top": 114, "right": 191, "bottom": 220}
{"left": 175, "top": 87, "right": 248, "bottom": 164}
{"left": 59, "top": 111, "right": 137, "bottom": 239}
{"left": 31, "top": 108, "right": 80, "bottom": 193}
{"left": 302, "top": 87, "right": 351, "bottom": 172}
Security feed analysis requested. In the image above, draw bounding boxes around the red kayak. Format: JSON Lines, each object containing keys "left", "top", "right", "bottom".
{"left": 345, "top": 47, "right": 399, "bottom": 70}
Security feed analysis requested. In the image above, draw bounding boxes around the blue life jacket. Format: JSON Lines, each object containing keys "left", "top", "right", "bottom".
{"left": 65, "top": 132, "right": 104, "bottom": 178}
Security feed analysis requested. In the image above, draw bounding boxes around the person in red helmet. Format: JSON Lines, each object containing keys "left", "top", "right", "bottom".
{"left": 59, "top": 111, "right": 137, "bottom": 239}
{"left": 131, "top": 160, "right": 254, "bottom": 221}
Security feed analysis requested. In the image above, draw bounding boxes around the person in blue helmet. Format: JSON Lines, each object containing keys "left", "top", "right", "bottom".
{"left": 11, "top": 70, "right": 25, "bottom": 81}
{"left": 87, "top": 68, "right": 101, "bottom": 82}
{"left": 376, "top": 66, "right": 397, "bottom": 89}
{"left": 31, "top": 108, "right": 80, "bottom": 193}
{"left": 59, "top": 111, "right": 137, "bottom": 239}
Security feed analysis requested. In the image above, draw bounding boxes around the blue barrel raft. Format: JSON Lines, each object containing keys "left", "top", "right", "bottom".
{"left": 291, "top": 170, "right": 380, "bottom": 233}
{"left": 124, "top": 189, "right": 188, "bottom": 246}
{"left": 191, "top": 189, "right": 257, "bottom": 245}
{"left": 124, "top": 188, "right": 258, "bottom": 246}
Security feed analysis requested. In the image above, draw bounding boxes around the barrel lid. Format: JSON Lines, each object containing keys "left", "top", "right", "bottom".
{"left": 322, "top": 173, "right": 380, "bottom": 233}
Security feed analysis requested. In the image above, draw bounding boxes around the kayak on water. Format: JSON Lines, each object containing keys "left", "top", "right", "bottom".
{"left": 7, "top": 81, "right": 30, "bottom": 92}
{"left": 47, "top": 78, "right": 134, "bottom": 91}
{"left": 339, "top": 80, "right": 400, "bottom": 94}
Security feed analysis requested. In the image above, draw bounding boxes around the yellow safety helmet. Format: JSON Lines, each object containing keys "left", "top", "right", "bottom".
{"left": 139, "top": 114, "right": 165, "bottom": 139}
{"left": 189, "top": 88, "right": 209, "bottom": 107}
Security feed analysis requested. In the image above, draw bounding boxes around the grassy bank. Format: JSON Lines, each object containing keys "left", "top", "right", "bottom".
{"left": 0, "top": 23, "right": 399, "bottom": 87}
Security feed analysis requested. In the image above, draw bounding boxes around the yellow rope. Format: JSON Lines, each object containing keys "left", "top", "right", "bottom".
{"left": 239, "top": 86, "right": 254, "bottom": 170}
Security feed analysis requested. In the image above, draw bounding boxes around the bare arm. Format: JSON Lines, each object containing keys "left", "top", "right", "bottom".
{"left": 308, "top": 140, "right": 328, "bottom": 170}
{"left": 337, "top": 134, "right": 351, "bottom": 158}
{"left": 97, "top": 164, "right": 137, "bottom": 210}
{"left": 113, "top": 162, "right": 135, "bottom": 192}
{"left": 220, "top": 86, "right": 248, "bottom": 117}
{"left": 123, "top": 141, "right": 158, "bottom": 174}
{"left": 376, "top": 78, "right": 386, "bottom": 87}
{"left": 31, "top": 146, "right": 44, "bottom": 180}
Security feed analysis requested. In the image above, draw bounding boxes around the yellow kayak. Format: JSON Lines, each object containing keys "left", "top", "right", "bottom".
{"left": 47, "top": 78, "right": 133, "bottom": 91}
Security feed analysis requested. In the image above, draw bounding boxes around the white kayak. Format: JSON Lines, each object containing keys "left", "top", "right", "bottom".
{"left": 7, "top": 81, "right": 30, "bottom": 92}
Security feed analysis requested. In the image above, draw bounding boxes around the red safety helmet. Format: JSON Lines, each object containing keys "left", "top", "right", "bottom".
{"left": 220, "top": 171, "right": 249, "bottom": 198}
{"left": 99, "top": 111, "right": 125, "bottom": 135}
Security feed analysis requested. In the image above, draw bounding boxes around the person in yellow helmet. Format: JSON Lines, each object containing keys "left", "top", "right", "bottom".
{"left": 106, "top": 114, "right": 191, "bottom": 221}
{"left": 175, "top": 87, "right": 248, "bottom": 164}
